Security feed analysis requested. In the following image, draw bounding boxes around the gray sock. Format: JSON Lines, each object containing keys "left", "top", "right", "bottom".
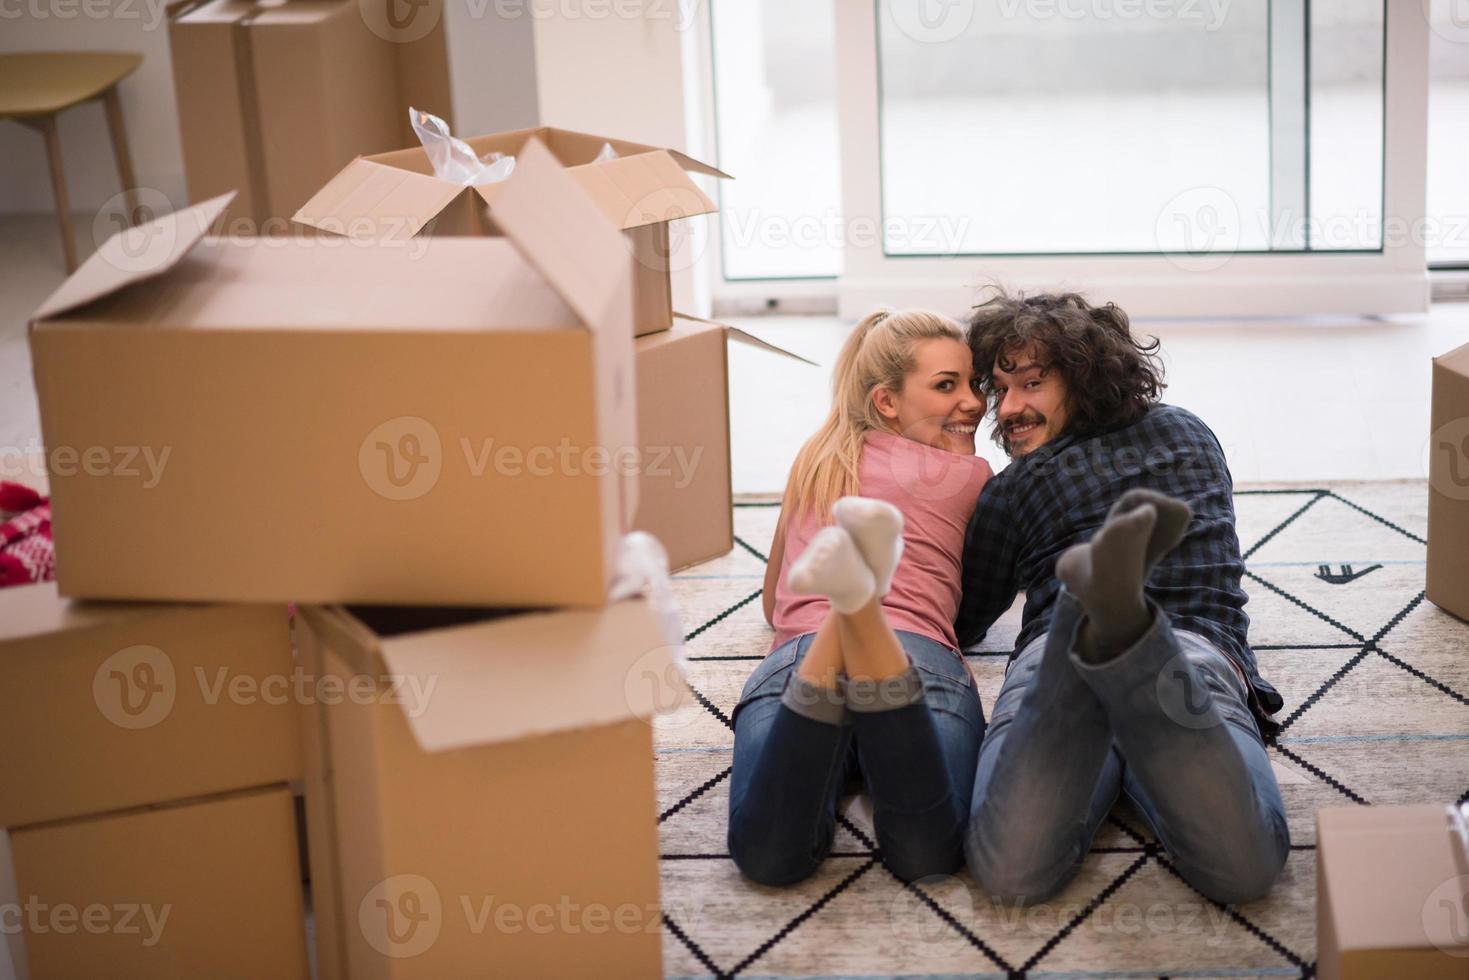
{"left": 1056, "top": 490, "right": 1193, "bottom": 661}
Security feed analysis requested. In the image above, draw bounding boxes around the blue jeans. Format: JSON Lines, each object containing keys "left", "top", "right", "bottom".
{"left": 965, "top": 590, "right": 1289, "bottom": 906}
{"left": 728, "top": 630, "right": 986, "bottom": 885}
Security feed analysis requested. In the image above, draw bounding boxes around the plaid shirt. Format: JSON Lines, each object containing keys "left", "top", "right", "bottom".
{"left": 955, "top": 403, "right": 1284, "bottom": 722}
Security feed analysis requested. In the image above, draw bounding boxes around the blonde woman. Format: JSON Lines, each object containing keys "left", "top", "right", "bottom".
{"left": 728, "top": 309, "right": 993, "bottom": 885}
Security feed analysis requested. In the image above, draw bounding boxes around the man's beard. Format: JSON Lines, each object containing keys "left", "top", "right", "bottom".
{"left": 1003, "top": 412, "right": 1046, "bottom": 456}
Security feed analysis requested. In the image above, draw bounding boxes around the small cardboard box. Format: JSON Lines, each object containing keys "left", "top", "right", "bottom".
{"left": 1428, "top": 342, "right": 1469, "bottom": 623}
{"left": 30, "top": 140, "right": 639, "bottom": 606}
{"left": 169, "top": 0, "right": 446, "bottom": 231}
{"left": 296, "top": 594, "right": 686, "bottom": 979}
{"left": 5, "top": 785, "right": 310, "bottom": 979}
{"left": 633, "top": 314, "right": 814, "bottom": 571}
{"left": 1316, "top": 804, "right": 1469, "bottom": 979}
{"left": 294, "top": 125, "right": 730, "bottom": 336}
{"left": 0, "top": 581, "right": 301, "bottom": 828}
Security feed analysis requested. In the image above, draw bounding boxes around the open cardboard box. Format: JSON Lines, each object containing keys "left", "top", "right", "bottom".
{"left": 2, "top": 785, "right": 310, "bottom": 980}
{"left": 296, "top": 581, "right": 687, "bottom": 979}
{"left": 633, "top": 314, "right": 815, "bottom": 571}
{"left": 30, "top": 140, "right": 641, "bottom": 606}
{"left": 1316, "top": 804, "right": 1469, "bottom": 979}
{"left": 293, "top": 125, "right": 730, "bottom": 336}
{"left": 168, "top": 0, "right": 450, "bottom": 231}
{"left": 1428, "top": 341, "right": 1469, "bottom": 623}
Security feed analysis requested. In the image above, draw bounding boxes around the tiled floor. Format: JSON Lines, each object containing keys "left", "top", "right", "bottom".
{"left": 3, "top": 213, "right": 1467, "bottom": 496}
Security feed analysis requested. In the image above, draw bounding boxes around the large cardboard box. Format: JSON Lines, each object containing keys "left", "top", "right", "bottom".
{"left": 168, "top": 0, "right": 451, "bottom": 231}
{"left": 1428, "top": 342, "right": 1469, "bottom": 622}
{"left": 293, "top": 125, "right": 730, "bottom": 336}
{"left": 5, "top": 785, "right": 310, "bottom": 979}
{"left": 633, "top": 314, "right": 814, "bottom": 571}
{"left": 297, "top": 593, "right": 687, "bottom": 979}
{"left": 1316, "top": 804, "right": 1469, "bottom": 979}
{"left": 30, "top": 140, "right": 640, "bottom": 606}
{"left": 0, "top": 581, "right": 300, "bottom": 828}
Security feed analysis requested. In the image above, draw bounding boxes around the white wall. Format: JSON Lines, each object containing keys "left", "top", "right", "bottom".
{"left": 532, "top": 0, "right": 714, "bottom": 314}
{"left": 0, "top": 5, "right": 186, "bottom": 215}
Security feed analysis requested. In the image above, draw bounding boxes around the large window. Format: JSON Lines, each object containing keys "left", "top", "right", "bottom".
{"left": 876, "top": 0, "right": 1385, "bottom": 256}
{"left": 1427, "top": 0, "right": 1469, "bottom": 267}
{"left": 710, "top": 0, "right": 841, "bottom": 280}
{"left": 700, "top": 2, "right": 1429, "bottom": 315}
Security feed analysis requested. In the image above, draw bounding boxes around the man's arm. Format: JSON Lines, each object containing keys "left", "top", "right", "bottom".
{"left": 955, "top": 482, "right": 1021, "bottom": 650}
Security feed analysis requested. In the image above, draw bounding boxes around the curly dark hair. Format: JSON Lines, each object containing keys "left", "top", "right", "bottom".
{"left": 967, "top": 289, "right": 1166, "bottom": 449}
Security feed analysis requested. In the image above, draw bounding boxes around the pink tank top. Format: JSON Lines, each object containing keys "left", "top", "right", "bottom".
{"left": 770, "top": 428, "right": 993, "bottom": 653}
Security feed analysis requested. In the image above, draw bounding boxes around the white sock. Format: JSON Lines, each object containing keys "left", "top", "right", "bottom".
{"left": 832, "top": 496, "right": 904, "bottom": 596}
{"left": 788, "top": 526, "right": 876, "bottom": 614}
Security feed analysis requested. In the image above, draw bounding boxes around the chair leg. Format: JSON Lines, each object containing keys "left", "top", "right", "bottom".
{"left": 103, "top": 86, "right": 140, "bottom": 226}
{"left": 39, "top": 115, "right": 79, "bottom": 273}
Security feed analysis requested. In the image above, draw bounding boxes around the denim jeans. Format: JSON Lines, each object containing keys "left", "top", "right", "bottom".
{"left": 728, "top": 630, "right": 986, "bottom": 885}
{"left": 965, "top": 589, "right": 1290, "bottom": 906}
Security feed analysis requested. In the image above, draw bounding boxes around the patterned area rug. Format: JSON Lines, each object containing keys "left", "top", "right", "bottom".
{"left": 655, "top": 481, "right": 1469, "bottom": 979}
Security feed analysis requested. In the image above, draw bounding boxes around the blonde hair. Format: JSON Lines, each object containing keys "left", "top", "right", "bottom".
{"left": 781, "top": 308, "right": 967, "bottom": 522}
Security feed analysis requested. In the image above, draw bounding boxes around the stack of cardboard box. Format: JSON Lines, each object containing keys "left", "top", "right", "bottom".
{"left": 9, "top": 140, "right": 691, "bottom": 977}
{"left": 167, "top": 0, "right": 453, "bottom": 231}
{"left": 293, "top": 124, "right": 814, "bottom": 571}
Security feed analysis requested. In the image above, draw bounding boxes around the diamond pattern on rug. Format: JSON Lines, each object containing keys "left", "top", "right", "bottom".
{"left": 656, "top": 482, "right": 1469, "bottom": 978}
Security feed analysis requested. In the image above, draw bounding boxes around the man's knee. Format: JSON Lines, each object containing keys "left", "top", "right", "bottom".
{"left": 1173, "top": 816, "right": 1289, "bottom": 906}
{"left": 727, "top": 820, "right": 824, "bottom": 887}
{"left": 1183, "top": 853, "right": 1284, "bottom": 906}
{"left": 964, "top": 832, "right": 1076, "bottom": 906}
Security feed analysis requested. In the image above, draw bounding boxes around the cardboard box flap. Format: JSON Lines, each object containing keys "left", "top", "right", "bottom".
{"left": 1436, "top": 340, "right": 1469, "bottom": 374}
{"left": 467, "top": 152, "right": 716, "bottom": 231}
{"left": 539, "top": 126, "right": 730, "bottom": 179}
{"left": 492, "top": 137, "right": 630, "bottom": 333}
{"left": 32, "top": 193, "right": 234, "bottom": 322}
{"left": 667, "top": 148, "right": 732, "bottom": 180}
{"left": 293, "top": 158, "right": 465, "bottom": 238}
{"left": 317, "top": 599, "right": 681, "bottom": 754}
{"left": 566, "top": 152, "right": 717, "bottom": 230}
{"left": 673, "top": 312, "right": 820, "bottom": 366}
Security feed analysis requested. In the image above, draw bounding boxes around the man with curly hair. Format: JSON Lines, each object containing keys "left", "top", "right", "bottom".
{"left": 956, "top": 291, "right": 1288, "bottom": 907}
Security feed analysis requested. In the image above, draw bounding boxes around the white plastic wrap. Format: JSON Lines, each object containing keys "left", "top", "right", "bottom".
{"left": 409, "top": 107, "right": 515, "bottom": 186}
{"left": 609, "top": 531, "right": 686, "bottom": 653}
